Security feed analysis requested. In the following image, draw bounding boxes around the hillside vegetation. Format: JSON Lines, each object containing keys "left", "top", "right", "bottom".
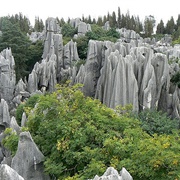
{"left": 1, "top": 10, "right": 180, "bottom": 180}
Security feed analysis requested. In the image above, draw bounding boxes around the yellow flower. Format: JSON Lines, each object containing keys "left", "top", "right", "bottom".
{"left": 163, "top": 142, "right": 170, "bottom": 149}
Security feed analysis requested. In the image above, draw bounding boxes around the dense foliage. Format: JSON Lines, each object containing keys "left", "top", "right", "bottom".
{"left": 0, "top": 17, "right": 43, "bottom": 80}
{"left": 132, "top": 109, "right": 179, "bottom": 135}
{"left": 15, "top": 94, "right": 41, "bottom": 125}
{"left": 170, "top": 71, "right": 180, "bottom": 88}
{"left": 2, "top": 128, "right": 19, "bottom": 157}
{"left": 14, "top": 84, "right": 179, "bottom": 180}
{"left": 26, "top": 84, "right": 140, "bottom": 179}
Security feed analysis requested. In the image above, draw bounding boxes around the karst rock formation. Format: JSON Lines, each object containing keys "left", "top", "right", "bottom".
{"left": 0, "top": 17, "right": 180, "bottom": 179}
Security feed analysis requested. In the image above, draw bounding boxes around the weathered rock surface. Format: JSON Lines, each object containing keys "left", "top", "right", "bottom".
{"left": 91, "top": 167, "right": 133, "bottom": 180}
{"left": 0, "top": 164, "right": 24, "bottom": 180}
{"left": 78, "top": 21, "right": 91, "bottom": 36}
{"left": 27, "top": 32, "right": 44, "bottom": 43}
{"left": 11, "top": 131, "right": 50, "bottom": 180}
{"left": 0, "top": 48, "right": 16, "bottom": 104}
{"left": 0, "top": 99, "right": 11, "bottom": 131}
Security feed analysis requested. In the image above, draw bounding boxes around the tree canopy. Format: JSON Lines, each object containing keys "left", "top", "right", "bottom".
{"left": 9, "top": 83, "right": 178, "bottom": 180}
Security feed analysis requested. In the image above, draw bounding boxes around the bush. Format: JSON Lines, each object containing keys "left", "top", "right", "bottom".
{"left": 171, "top": 71, "right": 180, "bottom": 88}
{"left": 15, "top": 94, "right": 41, "bottom": 125}
{"left": 61, "top": 23, "right": 77, "bottom": 38}
{"left": 6, "top": 84, "right": 180, "bottom": 180}
{"left": 2, "top": 128, "right": 19, "bottom": 156}
{"left": 27, "top": 83, "right": 140, "bottom": 179}
{"left": 132, "top": 109, "right": 179, "bottom": 135}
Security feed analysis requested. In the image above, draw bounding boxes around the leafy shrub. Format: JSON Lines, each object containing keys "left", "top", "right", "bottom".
{"left": 61, "top": 23, "right": 77, "bottom": 38}
{"left": 7, "top": 84, "right": 180, "bottom": 180}
{"left": 132, "top": 109, "right": 179, "bottom": 135}
{"left": 74, "top": 36, "right": 89, "bottom": 59}
{"left": 2, "top": 128, "right": 19, "bottom": 156}
{"left": 27, "top": 83, "right": 140, "bottom": 179}
{"left": 171, "top": 71, "right": 180, "bottom": 88}
{"left": 114, "top": 129, "right": 180, "bottom": 180}
{"left": 15, "top": 94, "right": 41, "bottom": 125}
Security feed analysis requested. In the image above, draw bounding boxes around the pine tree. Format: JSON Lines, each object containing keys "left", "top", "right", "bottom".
{"left": 144, "top": 15, "right": 156, "bottom": 37}
{"left": 117, "top": 7, "right": 121, "bottom": 28}
{"left": 111, "top": 11, "right": 117, "bottom": 27}
{"left": 87, "top": 15, "right": 92, "bottom": 24}
{"left": 103, "top": 15, "right": 107, "bottom": 24}
{"left": 0, "top": 18, "right": 31, "bottom": 80}
{"left": 97, "top": 16, "right": 103, "bottom": 26}
{"left": 156, "top": 19, "right": 165, "bottom": 34}
{"left": 34, "top": 16, "right": 44, "bottom": 32}
{"left": 165, "top": 16, "right": 175, "bottom": 34}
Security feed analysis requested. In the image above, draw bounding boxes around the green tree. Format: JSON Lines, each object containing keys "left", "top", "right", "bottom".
{"left": 117, "top": 7, "right": 121, "bottom": 28}
{"left": 111, "top": 11, "right": 117, "bottom": 28}
{"left": 0, "top": 17, "right": 31, "bottom": 80}
{"left": 144, "top": 15, "right": 156, "bottom": 37}
{"left": 165, "top": 16, "right": 175, "bottom": 34}
{"left": 97, "top": 16, "right": 103, "bottom": 26}
{"left": 132, "top": 109, "right": 179, "bottom": 135}
{"left": 156, "top": 19, "right": 165, "bottom": 34}
{"left": 34, "top": 16, "right": 44, "bottom": 32}
{"left": 26, "top": 40, "right": 43, "bottom": 72}
{"left": 26, "top": 83, "right": 140, "bottom": 179}
{"left": 61, "top": 23, "right": 77, "bottom": 37}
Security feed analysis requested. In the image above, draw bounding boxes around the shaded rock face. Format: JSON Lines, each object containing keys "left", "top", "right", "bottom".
{"left": 0, "top": 164, "right": 24, "bottom": 180}
{"left": 75, "top": 33, "right": 180, "bottom": 117}
{"left": 0, "top": 48, "right": 16, "bottom": 104}
{"left": 11, "top": 131, "right": 50, "bottom": 180}
{"left": 27, "top": 32, "right": 44, "bottom": 43}
{"left": 0, "top": 99, "right": 11, "bottom": 132}
{"left": 70, "top": 18, "right": 91, "bottom": 37}
{"left": 91, "top": 167, "right": 133, "bottom": 180}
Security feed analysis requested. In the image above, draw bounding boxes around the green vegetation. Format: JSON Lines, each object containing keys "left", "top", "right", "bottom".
{"left": 11, "top": 84, "right": 178, "bottom": 180}
{"left": 171, "top": 71, "right": 180, "bottom": 88}
{"left": 132, "top": 109, "right": 179, "bottom": 135}
{"left": 26, "top": 83, "right": 140, "bottom": 179}
{"left": 0, "top": 17, "right": 43, "bottom": 80}
{"left": 61, "top": 23, "right": 77, "bottom": 38}
{"left": 15, "top": 94, "right": 41, "bottom": 125}
{"left": 2, "top": 128, "right": 19, "bottom": 156}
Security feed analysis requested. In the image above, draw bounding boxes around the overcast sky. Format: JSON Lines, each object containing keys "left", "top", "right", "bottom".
{"left": 0, "top": 0, "right": 179, "bottom": 26}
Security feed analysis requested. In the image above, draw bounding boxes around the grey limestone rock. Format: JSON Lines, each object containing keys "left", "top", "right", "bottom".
{"left": 11, "top": 131, "right": 50, "bottom": 180}
{"left": 15, "top": 79, "right": 27, "bottom": 96}
{"left": 0, "top": 48, "right": 16, "bottom": 104}
{"left": 63, "top": 40, "right": 79, "bottom": 69}
{"left": 0, "top": 164, "right": 24, "bottom": 180}
{"left": 95, "top": 50, "right": 138, "bottom": 111}
{"left": 27, "top": 70, "right": 38, "bottom": 94}
{"left": 103, "top": 21, "right": 110, "bottom": 30}
{"left": 10, "top": 116, "right": 20, "bottom": 133}
{"left": 21, "top": 112, "right": 27, "bottom": 127}
{"left": 82, "top": 40, "right": 103, "bottom": 97}
{"left": 0, "top": 99, "right": 11, "bottom": 130}
{"left": 78, "top": 22, "right": 90, "bottom": 36}
{"left": 120, "top": 167, "right": 133, "bottom": 180}
{"left": 91, "top": 167, "right": 132, "bottom": 180}
{"left": 70, "top": 18, "right": 81, "bottom": 28}
{"left": 28, "top": 32, "right": 44, "bottom": 43}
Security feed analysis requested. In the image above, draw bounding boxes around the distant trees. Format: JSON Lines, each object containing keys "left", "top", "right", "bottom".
{"left": 165, "top": 16, "right": 175, "bottom": 34}
{"left": 0, "top": 17, "right": 31, "bottom": 80}
{"left": 144, "top": 15, "right": 156, "bottom": 37}
{"left": 0, "top": 15, "right": 43, "bottom": 80}
{"left": 8, "top": 83, "right": 180, "bottom": 180}
{"left": 0, "top": 13, "right": 31, "bottom": 34}
{"left": 34, "top": 16, "right": 44, "bottom": 32}
{"left": 156, "top": 19, "right": 165, "bottom": 34}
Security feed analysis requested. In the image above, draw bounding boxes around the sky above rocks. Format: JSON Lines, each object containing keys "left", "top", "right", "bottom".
{"left": 0, "top": 0, "right": 179, "bottom": 26}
